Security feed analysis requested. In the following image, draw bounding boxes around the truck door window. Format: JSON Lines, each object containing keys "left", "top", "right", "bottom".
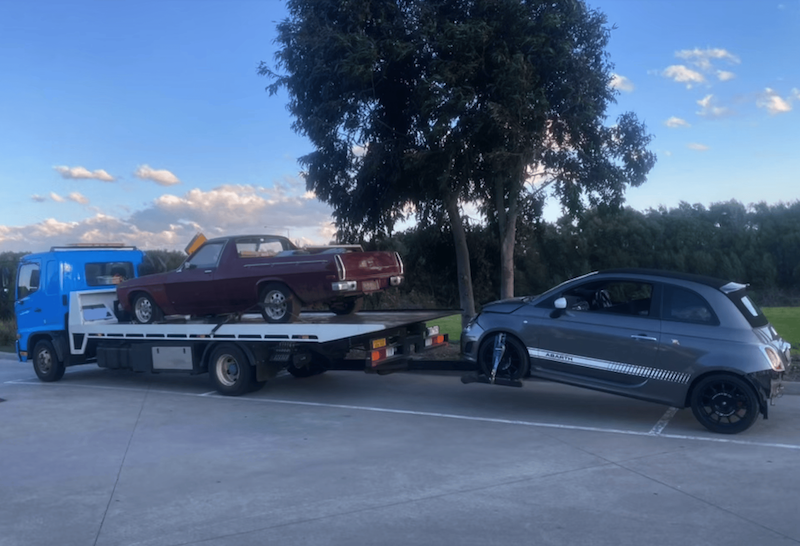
{"left": 17, "top": 263, "right": 40, "bottom": 299}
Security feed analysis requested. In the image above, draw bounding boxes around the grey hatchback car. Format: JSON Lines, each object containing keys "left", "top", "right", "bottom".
{"left": 461, "top": 269, "right": 789, "bottom": 434}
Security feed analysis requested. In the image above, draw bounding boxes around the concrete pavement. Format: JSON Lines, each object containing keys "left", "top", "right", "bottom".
{"left": 2, "top": 353, "right": 799, "bottom": 546}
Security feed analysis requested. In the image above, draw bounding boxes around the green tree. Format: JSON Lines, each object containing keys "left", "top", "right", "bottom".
{"left": 262, "top": 0, "right": 655, "bottom": 325}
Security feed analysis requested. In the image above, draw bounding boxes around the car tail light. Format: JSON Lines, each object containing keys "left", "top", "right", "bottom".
{"left": 334, "top": 254, "right": 346, "bottom": 280}
{"left": 763, "top": 346, "right": 785, "bottom": 372}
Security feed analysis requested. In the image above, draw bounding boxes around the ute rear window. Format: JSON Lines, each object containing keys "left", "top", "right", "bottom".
{"left": 728, "top": 290, "right": 768, "bottom": 328}
{"left": 85, "top": 262, "right": 135, "bottom": 286}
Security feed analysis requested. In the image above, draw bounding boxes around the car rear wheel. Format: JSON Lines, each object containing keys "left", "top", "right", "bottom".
{"left": 132, "top": 292, "right": 163, "bottom": 324}
{"left": 259, "top": 283, "right": 299, "bottom": 323}
{"left": 208, "top": 344, "right": 257, "bottom": 396}
{"left": 32, "top": 339, "right": 66, "bottom": 382}
{"left": 690, "top": 374, "right": 760, "bottom": 434}
{"left": 477, "top": 333, "right": 529, "bottom": 381}
{"left": 329, "top": 297, "right": 363, "bottom": 316}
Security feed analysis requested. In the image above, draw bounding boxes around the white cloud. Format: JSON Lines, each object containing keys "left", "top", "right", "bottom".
{"left": 68, "top": 192, "right": 89, "bottom": 205}
{"left": 50, "top": 192, "right": 65, "bottom": 202}
{"left": 54, "top": 165, "right": 115, "bottom": 182}
{"left": 756, "top": 88, "right": 793, "bottom": 114}
{"left": 675, "top": 48, "right": 740, "bottom": 71}
{"left": 716, "top": 70, "right": 736, "bottom": 82}
{"left": 662, "top": 65, "right": 705, "bottom": 88}
{"left": 696, "top": 94, "right": 732, "bottom": 118}
{"left": 687, "top": 143, "right": 710, "bottom": 151}
{"left": 1, "top": 180, "right": 339, "bottom": 252}
{"left": 134, "top": 164, "right": 181, "bottom": 186}
{"left": 610, "top": 73, "right": 634, "bottom": 92}
{"left": 31, "top": 195, "right": 47, "bottom": 203}
{"left": 664, "top": 116, "right": 690, "bottom": 128}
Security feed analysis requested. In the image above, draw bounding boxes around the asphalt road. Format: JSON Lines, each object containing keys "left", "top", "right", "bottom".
{"left": 2, "top": 353, "right": 799, "bottom": 546}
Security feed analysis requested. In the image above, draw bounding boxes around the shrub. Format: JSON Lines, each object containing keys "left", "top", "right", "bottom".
{"left": 0, "top": 318, "right": 16, "bottom": 348}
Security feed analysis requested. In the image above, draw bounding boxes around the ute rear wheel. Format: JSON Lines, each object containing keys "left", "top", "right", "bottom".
{"left": 477, "top": 333, "right": 529, "bottom": 381}
{"left": 690, "top": 374, "right": 760, "bottom": 434}
{"left": 32, "top": 339, "right": 66, "bottom": 382}
{"left": 208, "top": 344, "right": 257, "bottom": 396}
{"left": 259, "top": 283, "right": 299, "bottom": 323}
{"left": 132, "top": 292, "right": 163, "bottom": 324}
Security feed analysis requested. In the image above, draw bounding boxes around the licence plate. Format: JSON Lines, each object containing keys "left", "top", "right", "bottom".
{"left": 362, "top": 280, "right": 379, "bottom": 292}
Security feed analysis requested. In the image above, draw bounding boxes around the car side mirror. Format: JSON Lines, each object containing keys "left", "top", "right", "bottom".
{"left": 551, "top": 297, "right": 567, "bottom": 318}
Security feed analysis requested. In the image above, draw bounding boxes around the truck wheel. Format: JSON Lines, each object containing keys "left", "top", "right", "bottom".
{"left": 33, "top": 340, "right": 66, "bottom": 382}
{"left": 208, "top": 344, "right": 256, "bottom": 396}
{"left": 259, "top": 283, "right": 299, "bottom": 323}
{"left": 329, "top": 297, "right": 363, "bottom": 316}
{"left": 477, "top": 333, "right": 529, "bottom": 381}
{"left": 132, "top": 292, "right": 163, "bottom": 324}
{"left": 690, "top": 374, "right": 760, "bottom": 434}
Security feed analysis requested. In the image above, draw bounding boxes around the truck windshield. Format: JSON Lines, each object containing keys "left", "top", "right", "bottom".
{"left": 85, "top": 262, "right": 136, "bottom": 286}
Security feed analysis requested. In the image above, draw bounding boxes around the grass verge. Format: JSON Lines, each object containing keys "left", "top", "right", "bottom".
{"left": 762, "top": 307, "right": 800, "bottom": 356}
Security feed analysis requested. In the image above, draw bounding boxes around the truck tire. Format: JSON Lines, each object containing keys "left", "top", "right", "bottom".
{"left": 259, "top": 283, "right": 299, "bottom": 323}
{"left": 208, "top": 344, "right": 257, "bottom": 396}
{"left": 33, "top": 339, "right": 66, "bottom": 382}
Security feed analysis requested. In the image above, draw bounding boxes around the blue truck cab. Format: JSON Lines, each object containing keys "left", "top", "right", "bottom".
{"left": 14, "top": 244, "right": 145, "bottom": 380}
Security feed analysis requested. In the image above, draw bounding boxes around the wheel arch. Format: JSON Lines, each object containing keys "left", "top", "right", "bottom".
{"left": 27, "top": 332, "right": 69, "bottom": 364}
{"left": 256, "top": 279, "right": 303, "bottom": 304}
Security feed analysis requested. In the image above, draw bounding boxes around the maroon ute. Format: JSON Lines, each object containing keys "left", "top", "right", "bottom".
{"left": 116, "top": 235, "right": 404, "bottom": 323}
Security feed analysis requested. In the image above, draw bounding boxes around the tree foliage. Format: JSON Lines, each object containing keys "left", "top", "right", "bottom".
{"left": 263, "top": 0, "right": 655, "bottom": 324}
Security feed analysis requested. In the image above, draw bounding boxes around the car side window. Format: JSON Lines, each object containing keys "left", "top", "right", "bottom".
{"left": 562, "top": 281, "right": 653, "bottom": 316}
{"left": 186, "top": 242, "right": 224, "bottom": 268}
{"left": 663, "top": 285, "right": 717, "bottom": 325}
{"left": 236, "top": 238, "right": 284, "bottom": 258}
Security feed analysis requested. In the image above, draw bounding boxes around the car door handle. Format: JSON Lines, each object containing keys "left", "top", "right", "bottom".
{"left": 204, "top": 270, "right": 212, "bottom": 274}
{"left": 631, "top": 334, "right": 657, "bottom": 342}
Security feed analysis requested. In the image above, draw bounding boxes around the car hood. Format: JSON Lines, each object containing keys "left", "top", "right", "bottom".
{"left": 480, "top": 297, "right": 528, "bottom": 314}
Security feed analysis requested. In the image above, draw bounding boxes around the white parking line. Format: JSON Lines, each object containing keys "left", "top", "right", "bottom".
{"left": 6, "top": 378, "right": 800, "bottom": 450}
{"left": 650, "top": 407, "right": 679, "bottom": 435}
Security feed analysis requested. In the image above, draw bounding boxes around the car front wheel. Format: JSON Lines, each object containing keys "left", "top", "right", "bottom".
{"left": 690, "top": 374, "right": 760, "bottom": 434}
{"left": 477, "top": 333, "right": 529, "bottom": 381}
{"left": 132, "top": 292, "right": 163, "bottom": 324}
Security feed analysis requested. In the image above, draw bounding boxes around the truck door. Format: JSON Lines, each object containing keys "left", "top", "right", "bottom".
{"left": 15, "top": 260, "right": 43, "bottom": 356}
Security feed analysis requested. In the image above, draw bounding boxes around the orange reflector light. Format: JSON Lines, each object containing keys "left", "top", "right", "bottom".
{"left": 372, "top": 338, "right": 387, "bottom": 349}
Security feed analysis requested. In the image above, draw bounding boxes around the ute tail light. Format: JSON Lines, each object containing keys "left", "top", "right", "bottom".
{"left": 334, "top": 254, "right": 346, "bottom": 281}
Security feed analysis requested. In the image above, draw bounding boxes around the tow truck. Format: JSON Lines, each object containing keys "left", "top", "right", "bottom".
{"left": 9, "top": 244, "right": 451, "bottom": 395}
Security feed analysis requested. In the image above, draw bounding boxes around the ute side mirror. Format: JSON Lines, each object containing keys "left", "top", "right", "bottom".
{"left": 550, "top": 297, "right": 567, "bottom": 318}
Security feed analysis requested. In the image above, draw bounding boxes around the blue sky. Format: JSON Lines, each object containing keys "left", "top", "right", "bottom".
{"left": 1, "top": 0, "right": 798, "bottom": 252}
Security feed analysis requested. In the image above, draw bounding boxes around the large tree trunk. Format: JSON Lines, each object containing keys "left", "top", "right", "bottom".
{"left": 445, "top": 193, "right": 476, "bottom": 328}
{"left": 494, "top": 169, "right": 521, "bottom": 300}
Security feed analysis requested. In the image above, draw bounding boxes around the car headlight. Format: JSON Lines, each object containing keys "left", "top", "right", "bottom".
{"left": 762, "top": 346, "right": 785, "bottom": 372}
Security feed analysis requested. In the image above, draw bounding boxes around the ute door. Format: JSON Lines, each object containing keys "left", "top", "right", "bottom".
{"left": 163, "top": 241, "right": 226, "bottom": 315}
{"left": 533, "top": 279, "right": 662, "bottom": 392}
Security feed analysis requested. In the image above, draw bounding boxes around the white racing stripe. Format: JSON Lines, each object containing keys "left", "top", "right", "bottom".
{"left": 529, "top": 348, "right": 691, "bottom": 384}
{"left": 6, "top": 378, "right": 800, "bottom": 451}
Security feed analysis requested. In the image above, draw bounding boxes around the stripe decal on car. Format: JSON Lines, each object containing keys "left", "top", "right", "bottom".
{"left": 528, "top": 348, "right": 691, "bottom": 384}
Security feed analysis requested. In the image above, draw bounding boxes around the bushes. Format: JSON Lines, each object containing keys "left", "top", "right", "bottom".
{"left": 0, "top": 318, "right": 16, "bottom": 349}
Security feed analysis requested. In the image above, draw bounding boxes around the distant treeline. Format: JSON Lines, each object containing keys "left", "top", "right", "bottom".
{"left": 373, "top": 200, "right": 800, "bottom": 309}
{"left": 2, "top": 200, "right": 800, "bottom": 321}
